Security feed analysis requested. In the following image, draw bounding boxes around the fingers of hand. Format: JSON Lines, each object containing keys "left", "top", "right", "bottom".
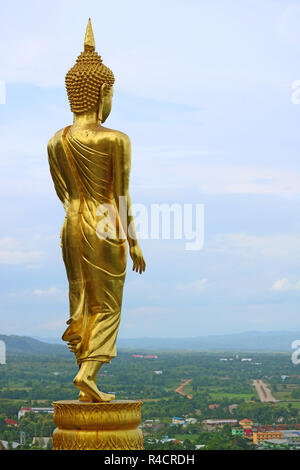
{"left": 132, "top": 256, "right": 146, "bottom": 274}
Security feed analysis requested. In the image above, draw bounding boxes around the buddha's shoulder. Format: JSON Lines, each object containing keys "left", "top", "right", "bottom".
{"left": 95, "top": 126, "right": 130, "bottom": 144}
{"left": 47, "top": 127, "right": 70, "bottom": 149}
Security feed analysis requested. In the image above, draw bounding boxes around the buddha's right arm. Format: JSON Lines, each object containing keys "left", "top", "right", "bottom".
{"left": 47, "top": 140, "right": 70, "bottom": 212}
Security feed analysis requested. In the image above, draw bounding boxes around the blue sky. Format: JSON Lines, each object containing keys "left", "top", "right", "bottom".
{"left": 0, "top": 0, "right": 300, "bottom": 339}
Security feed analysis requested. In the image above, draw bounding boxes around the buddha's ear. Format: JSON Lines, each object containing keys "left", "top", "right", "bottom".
{"left": 100, "top": 83, "right": 108, "bottom": 100}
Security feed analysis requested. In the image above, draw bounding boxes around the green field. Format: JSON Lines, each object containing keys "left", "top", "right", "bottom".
{"left": 1, "top": 350, "right": 300, "bottom": 450}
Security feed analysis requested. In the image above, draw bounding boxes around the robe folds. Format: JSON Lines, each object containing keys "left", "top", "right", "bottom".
{"left": 48, "top": 126, "right": 127, "bottom": 364}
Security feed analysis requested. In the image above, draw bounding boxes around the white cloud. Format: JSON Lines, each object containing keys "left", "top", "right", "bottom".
{"left": 0, "top": 237, "right": 43, "bottom": 265}
{"left": 271, "top": 278, "right": 300, "bottom": 292}
{"left": 33, "top": 287, "right": 66, "bottom": 296}
{"left": 0, "top": 237, "right": 20, "bottom": 250}
{"left": 177, "top": 279, "right": 208, "bottom": 293}
{"left": 25, "top": 265, "right": 42, "bottom": 271}
{"left": 127, "top": 306, "right": 172, "bottom": 317}
{"left": 0, "top": 0, "right": 293, "bottom": 101}
{"left": 40, "top": 319, "right": 66, "bottom": 330}
{"left": 126, "top": 279, "right": 161, "bottom": 300}
{"left": 209, "top": 233, "right": 300, "bottom": 259}
{"left": 135, "top": 153, "right": 300, "bottom": 197}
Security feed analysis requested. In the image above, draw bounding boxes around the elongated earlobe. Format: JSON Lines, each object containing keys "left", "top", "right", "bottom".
{"left": 97, "top": 100, "right": 103, "bottom": 123}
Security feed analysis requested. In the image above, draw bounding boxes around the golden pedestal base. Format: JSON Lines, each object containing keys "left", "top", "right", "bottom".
{"left": 52, "top": 400, "right": 144, "bottom": 450}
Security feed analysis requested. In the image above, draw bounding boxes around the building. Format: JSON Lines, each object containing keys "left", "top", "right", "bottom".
{"left": 239, "top": 418, "right": 253, "bottom": 429}
{"left": 172, "top": 417, "right": 185, "bottom": 425}
{"left": 262, "top": 439, "right": 289, "bottom": 450}
{"left": 144, "top": 355, "right": 158, "bottom": 359}
{"left": 144, "top": 420, "right": 153, "bottom": 428}
{"left": 0, "top": 441, "right": 19, "bottom": 449}
{"left": 154, "top": 370, "right": 163, "bottom": 375}
{"left": 208, "top": 404, "right": 219, "bottom": 410}
{"left": 244, "top": 428, "right": 252, "bottom": 438}
{"left": 18, "top": 407, "right": 31, "bottom": 420}
{"left": 254, "top": 425, "right": 273, "bottom": 432}
{"left": 281, "top": 430, "right": 300, "bottom": 438}
{"left": 132, "top": 354, "right": 143, "bottom": 358}
{"left": 5, "top": 419, "right": 18, "bottom": 428}
{"left": 32, "top": 437, "right": 52, "bottom": 449}
{"left": 18, "top": 407, "right": 54, "bottom": 421}
{"left": 185, "top": 418, "right": 197, "bottom": 425}
{"left": 232, "top": 428, "right": 244, "bottom": 437}
{"left": 172, "top": 439, "right": 183, "bottom": 445}
{"left": 253, "top": 431, "right": 283, "bottom": 445}
{"left": 202, "top": 419, "right": 237, "bottom": 429}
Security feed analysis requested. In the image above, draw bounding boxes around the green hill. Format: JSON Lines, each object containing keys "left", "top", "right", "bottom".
{"left": 0, "top": 334, "right": 68, "bottom": 356}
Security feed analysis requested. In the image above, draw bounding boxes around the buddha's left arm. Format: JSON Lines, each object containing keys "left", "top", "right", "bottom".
{"left": 113, "top": 134, "right": 146, "bottom": 274}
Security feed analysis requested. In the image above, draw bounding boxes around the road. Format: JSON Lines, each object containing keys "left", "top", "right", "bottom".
{"left": 253, "top": 379, "right": 278, "bottom": 402}
{"left": 175, "top": 379, "right": 192, "bottom": 399}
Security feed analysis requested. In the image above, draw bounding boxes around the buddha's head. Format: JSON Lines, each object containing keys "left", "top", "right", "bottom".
{"left": 65, "top": 19, "right": 114, "bottom": 124}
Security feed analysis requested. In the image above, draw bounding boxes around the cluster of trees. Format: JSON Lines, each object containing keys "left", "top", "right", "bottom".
{"left": 144, "top": 426, "right": 255, "bottom": 451}
{"left": 202, "top": 426, "right": 255, "bottom": 450}
{"left": 0, "top": 412, "right": 55, "bottom": 449}
{"left": 19, "top": 413, "right": 55, "bottom": 443}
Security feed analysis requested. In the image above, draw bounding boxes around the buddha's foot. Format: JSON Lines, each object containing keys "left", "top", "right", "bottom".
{"left": 78, "top": 391, "right": 94, "bottom": 402}
{"left": 74, "top": 373, "right": 115, "bottom": 402}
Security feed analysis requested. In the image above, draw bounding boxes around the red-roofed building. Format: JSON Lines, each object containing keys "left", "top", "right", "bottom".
{"left": 254, "top": 425, "right": 273, "bottom": 432}
{"left": 5, "top": 419, "right": 18, "bottom": 428}
{"left": 18, "top": 406, "right": 53, "bottom": 421}
{"left": 144, "top": 355, "right": 158, "bottom": 359}
{"left": 239, "top": 418, "right": 253, "bottom": 429}
{"left": 132, "top": 354, "right": 143, "bottom": 358}
{"left": 172, "top": 439, "right": 183, "bottom": 445}
{"left": 208, "top": 404, "right": 220, "bottom": 410}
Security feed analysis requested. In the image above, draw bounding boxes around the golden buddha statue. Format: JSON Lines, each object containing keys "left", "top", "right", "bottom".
{"left": 47, "top": 19, "right": 146, "bottom": 403}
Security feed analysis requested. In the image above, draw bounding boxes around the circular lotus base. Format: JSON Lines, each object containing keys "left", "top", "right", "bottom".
{"left": 52, "top": 400, "right": 144, "bottom": 450}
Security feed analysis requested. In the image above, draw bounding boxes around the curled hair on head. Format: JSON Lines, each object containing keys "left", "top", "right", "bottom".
{"left": 65, "top": 19, "right": 115, "bottom": 114}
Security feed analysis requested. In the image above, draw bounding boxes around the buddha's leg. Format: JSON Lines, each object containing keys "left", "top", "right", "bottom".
{"left": 74, "top": 360, "right": 115, "bottom": 402}
{"left": 61, "top": 214, "right": 86, "bottom": 359}
{"left": 78, "top": 362, "right": 100, "bottom": 402}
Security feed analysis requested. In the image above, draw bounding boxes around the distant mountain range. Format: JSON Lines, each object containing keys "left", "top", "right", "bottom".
{"left": 0, "top": 331, "right": 299, "bottom": 355}
{"left": 117, "top": 331, "right": 300, "bottom": 352}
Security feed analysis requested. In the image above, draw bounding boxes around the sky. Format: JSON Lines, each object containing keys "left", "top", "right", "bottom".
{"left": 0, "top": 0, "right": 300, "bottom": 339}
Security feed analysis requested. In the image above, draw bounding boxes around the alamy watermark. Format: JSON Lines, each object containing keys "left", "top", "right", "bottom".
{"left": 291, "top": 340, "right": 300, "bottom": 365}
{"left": 96, "top": 198, "right": 204, "bottom": 251}
{"left": 0, "top": 81, "right": 6, "bottom": 105}
{"left": 0, "top": 340, "right": 6, "bottom": 365}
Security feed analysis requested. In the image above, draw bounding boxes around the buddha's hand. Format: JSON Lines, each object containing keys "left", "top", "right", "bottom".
{"left": 130, "top": 245, "right": 146, "bottom": 274}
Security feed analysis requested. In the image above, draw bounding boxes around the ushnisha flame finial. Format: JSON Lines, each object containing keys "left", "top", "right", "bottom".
{"left": 84, "top": 18, "right": 95, "bottom": 51}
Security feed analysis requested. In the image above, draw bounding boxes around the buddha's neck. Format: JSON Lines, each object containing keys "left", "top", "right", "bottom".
{"left": 73, "top": 108, "right": 102, "bottom": 127}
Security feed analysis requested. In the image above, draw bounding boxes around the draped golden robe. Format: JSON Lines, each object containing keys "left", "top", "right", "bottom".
{"left": 48, "top": 126, "right": 127, "bottom": 364}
